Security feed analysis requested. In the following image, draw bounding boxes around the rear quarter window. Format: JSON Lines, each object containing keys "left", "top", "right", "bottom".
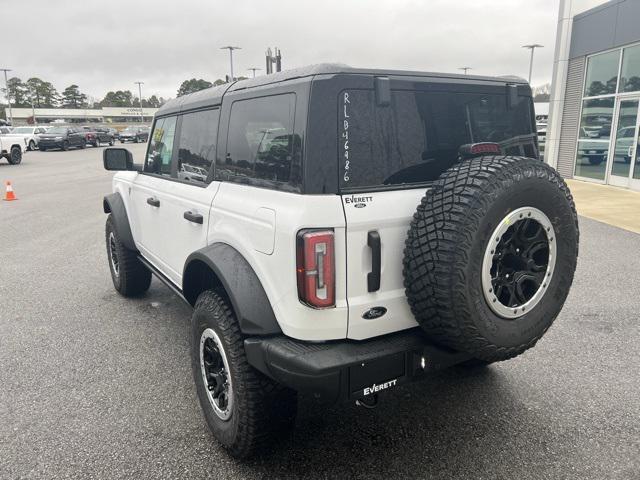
{"left": 218, "top": 93, "right": 301, "bottom": 192}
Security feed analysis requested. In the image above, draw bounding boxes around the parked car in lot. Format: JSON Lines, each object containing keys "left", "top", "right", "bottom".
{"left": 1, "top": 135, "right": 26, "bottom": 164}
{"left": 38, "top": 127, "right": 86, "bottom": 151}
{"left": 119, "top": 126, "right": 149, "bottom": 143}
{"left": 614, "top": 125, "right": 636, "bottom": 162}
{"left": 106, "top": 127, "right": 120, "bottom": 141}
{"left": 102, "top": 64, "right": 579, "bottom": 458}
{"left": 81, "top": 126, "right": 116, "bottom": 147}
{"left": 0, "top": 126, "right": 13, "bottom": 134}
{"left": 536, "top": 122, "right": 546, "bottom": 160}
{"left": 4, "top": 125, "right": 48, "bottom": 151}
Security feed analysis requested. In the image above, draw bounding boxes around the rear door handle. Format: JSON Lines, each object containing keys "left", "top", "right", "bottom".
{"left": 146, "top": 197, "right": 160, "bottom": 207}
{"left": 183, "top": 211, "right": 203, "bottom": 224}
{"left": 367, "top": 231, "right": 381, "bottom": 292}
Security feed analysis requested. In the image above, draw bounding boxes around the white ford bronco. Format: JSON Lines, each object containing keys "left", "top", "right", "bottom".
{"left": 102, "top": 64, "right": 579, "bottom": 458}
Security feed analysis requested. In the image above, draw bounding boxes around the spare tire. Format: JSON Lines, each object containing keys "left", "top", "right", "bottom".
{"left": 403, "top": 156, "right": 579, "bottom": 362}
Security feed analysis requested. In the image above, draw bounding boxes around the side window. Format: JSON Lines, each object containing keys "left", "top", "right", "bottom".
{"left": 145, "top": 116, "right": 177, "bottom": 176}
{"left": 219, "top": 93, "right": 299, "bottom": 190}
{"left": 177, "top": 108, "right": 219, "bottom": 186}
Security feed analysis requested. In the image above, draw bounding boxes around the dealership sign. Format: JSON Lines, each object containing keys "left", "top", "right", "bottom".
{"left": 10, "top": 106, "right": 159, "bottom": 119}
{"left": 101, "top": 107, "right": 158, "bottom": 117}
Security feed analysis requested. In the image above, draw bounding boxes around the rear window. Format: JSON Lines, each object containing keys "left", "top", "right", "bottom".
{"left": 339, "top": 89, "right": 536, "bottom": 190}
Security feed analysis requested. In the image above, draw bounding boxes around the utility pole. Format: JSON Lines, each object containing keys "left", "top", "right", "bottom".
{"left": 459, "top": 67, "right": 472, "bottom": 75}
{"left": 1, "top": 68, "right": 13, "bottom": 125}
{"left": 30, "top": 87, "right": 36, "bottom": 124}
{"left": 134, "top": 81, "right": 144, "bottom": 123}
{"left": 248, "top": 67, "right": 261, "bottom": 78}
{"left": 522, "top": 44, "right": 544, "bottom": 84}
{"left": 220, "top": 46, "right": 241, "bottom": 81}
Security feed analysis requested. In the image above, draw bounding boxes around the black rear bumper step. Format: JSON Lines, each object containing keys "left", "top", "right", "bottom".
{"left": 244, "top": 328, "right": 472, "bottom": 404}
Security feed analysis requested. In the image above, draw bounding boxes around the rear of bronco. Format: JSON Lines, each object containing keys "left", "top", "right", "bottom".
{"left": 247, "top": 70, "right": 577, "bottom": 411}
{"left": 103, "top": 66, "right": 578, "bottom": 458}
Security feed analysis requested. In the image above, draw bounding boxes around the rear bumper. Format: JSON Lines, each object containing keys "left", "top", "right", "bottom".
{"left": 244, "top": 328, "right": 472, "bottom": 404}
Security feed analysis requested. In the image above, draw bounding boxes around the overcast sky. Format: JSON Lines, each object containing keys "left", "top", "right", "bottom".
{"left": 4, "top": 0, "right": 576, "bottom": 101}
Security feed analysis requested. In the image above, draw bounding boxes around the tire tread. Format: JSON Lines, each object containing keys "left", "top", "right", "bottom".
{"left": 403, "top": 156, "right": 579, "bottom": 362}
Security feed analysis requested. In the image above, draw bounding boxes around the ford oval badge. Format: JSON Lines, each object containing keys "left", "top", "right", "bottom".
{"left": 362, "top": 306, "right": 387, "bottom": 320}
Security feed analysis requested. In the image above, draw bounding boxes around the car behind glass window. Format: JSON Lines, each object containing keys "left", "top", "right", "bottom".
{"left": 177, "top": 109, "right": 219, "bottom": 185}
{"left": 145, "top": 116, "right": 177, "bottom": 176}
{"left": 340, "top": 89, "right": 535, "bottom": 190}
{"left": 219, "top": 93, "right": 300, "bottom": 191}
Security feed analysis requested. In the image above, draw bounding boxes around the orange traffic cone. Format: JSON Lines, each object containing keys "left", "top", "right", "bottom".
{"left": 3, "top": 181, "right": 17, "bottom": 201}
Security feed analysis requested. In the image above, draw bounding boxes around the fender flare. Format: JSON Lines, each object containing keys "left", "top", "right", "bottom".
{"left": 183, "top": 243, "right": 282, "bottom": 336}
{"left": 103, "top": 192, "right": 137, "bottom": 251}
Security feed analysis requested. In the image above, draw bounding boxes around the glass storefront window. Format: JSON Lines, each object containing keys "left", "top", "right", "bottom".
{"left": 620, "top": 44, "right": 640, "bottom": 93}
{"left": 584, "top": 50, "right": 620, "bottom": 97}
{"left": 611, "top": 100, "right": 638, "bottom": 178}
{"left": 577, "top": 98, "right": 614, "bottom": 140}
{"left": 575, "top": 97, "right": 614, "bottom": 180}
{"left": 634, "top": 135, "right": 640, "bottom": 180}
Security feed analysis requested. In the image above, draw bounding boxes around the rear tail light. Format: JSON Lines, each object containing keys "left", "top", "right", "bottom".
{"left": 296, "top": 229, "right": 335, "bottom": 308}
{"left": 459, "top": 142, "right": 501, "bottom": 158}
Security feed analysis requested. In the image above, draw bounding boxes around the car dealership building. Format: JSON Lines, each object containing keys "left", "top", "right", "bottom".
{"left": 547, "top": 0, "right": 640, "bottom": 191}
{"left": 9, "top": 106, "right": 158, "bottom": 125}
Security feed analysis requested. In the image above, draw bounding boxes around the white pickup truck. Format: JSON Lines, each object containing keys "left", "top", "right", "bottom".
{"left": 0, "top": 135, "right": 26, "bottom": 164}
{"left": 2, "top": 125, "right": 48, "bottom": 151}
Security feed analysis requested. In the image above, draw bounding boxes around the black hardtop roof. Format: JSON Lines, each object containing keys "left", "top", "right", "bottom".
{"left": 157, "top": 63, "right": 528, "bottom": 116}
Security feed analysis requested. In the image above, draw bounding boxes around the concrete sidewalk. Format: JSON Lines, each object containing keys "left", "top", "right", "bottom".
{"left": 566, "top": 179, "right": 640, "bottom": 234}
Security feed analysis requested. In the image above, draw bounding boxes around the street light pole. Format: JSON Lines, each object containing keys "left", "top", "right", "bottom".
{"left": 522, "top": 44, "right": 544, "bottom": 84}
{"left": 134, "top": 81, "right": 144, "bottom": 123}
{"left": 1, "top": 68, "right": 13, "bottom": 125}
{"left": 30, "top": 87, "right": 36, "bottom": 125}
{"left": 248, "top": 67, "right": 261, "bottom": 78}
{"left": 220, "top": 46, "right": 241, "bottom": 81}
{"left": 459, "top": 66, "right": 472, "bottom": 75}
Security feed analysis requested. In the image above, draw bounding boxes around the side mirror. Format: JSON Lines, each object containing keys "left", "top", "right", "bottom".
{"left": 104, "top": 147, "right": 138, "bottom": 171}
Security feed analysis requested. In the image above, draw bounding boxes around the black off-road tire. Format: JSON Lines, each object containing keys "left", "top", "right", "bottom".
{"left": 61, "top": 140, "right": 69, "bottom": 151}
{"left": 403, "top": 156, "right": 579, "bottom": 363}
{"left": 191, "top": 290, "right": 297, "bottom": 458}
{"left": 105, "top": 215, "right": 151, "bottom": 296}
{"left": 28, "top": 140, "right": 36, "bottom": 151}
{"left": 8, "top": 146, "right": 22, "bottom": 165}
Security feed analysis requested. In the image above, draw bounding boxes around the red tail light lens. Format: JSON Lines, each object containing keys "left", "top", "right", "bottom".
{"left": 296, "top": 229, "right": 335, "bottom": 308}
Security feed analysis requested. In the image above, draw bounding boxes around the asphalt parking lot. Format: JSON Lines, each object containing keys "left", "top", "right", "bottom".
{"left": 1, "top": 146, "right": 639, "bottom": 479}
